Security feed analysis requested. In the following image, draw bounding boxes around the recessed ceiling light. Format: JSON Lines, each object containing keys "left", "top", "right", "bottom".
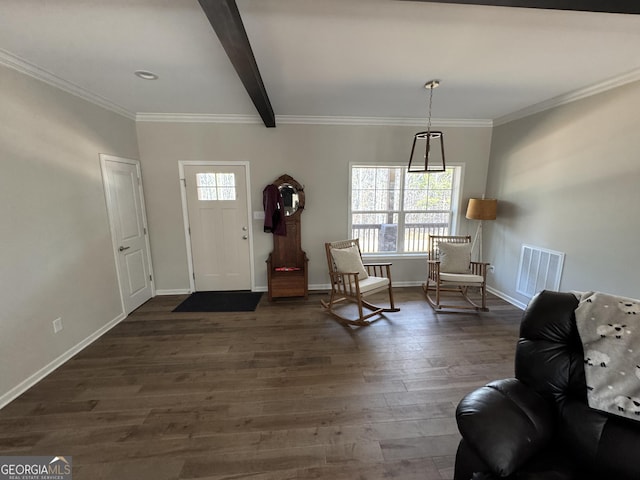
{"left": 134, "top": 70, "right": 158, "bottom": 80}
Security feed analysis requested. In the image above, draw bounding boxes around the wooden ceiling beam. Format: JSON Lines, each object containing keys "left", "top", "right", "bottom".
{"left": 408, "top": 0, "right": 640, "bottom": 15}
{"left": 198, "top": 0, "right": 276, "bottom": 127}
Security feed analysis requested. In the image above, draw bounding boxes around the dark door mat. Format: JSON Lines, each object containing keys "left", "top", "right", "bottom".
{"left": 173, "top": 291, "right": 263, "bottom": 312}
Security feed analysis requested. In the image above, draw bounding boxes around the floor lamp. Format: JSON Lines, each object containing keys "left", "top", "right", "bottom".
{"left": 466, "top": 198, "right": 497, "bottom": 263}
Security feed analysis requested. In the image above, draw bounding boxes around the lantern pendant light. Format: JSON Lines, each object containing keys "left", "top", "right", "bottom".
{"left": 408, "top": 80, "right": 446, "bottom": 173}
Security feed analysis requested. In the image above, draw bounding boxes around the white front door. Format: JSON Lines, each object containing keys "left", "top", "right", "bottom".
{"left": 101, "top": 155, "right": 153, "bottom": 314}
{"left": 182, "top": 164, "right": 251, "bottom": 291}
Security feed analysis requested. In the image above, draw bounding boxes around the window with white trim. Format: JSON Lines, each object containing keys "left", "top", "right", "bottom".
{"left": 350, "top": 165, "right": 461, "bottom": 254}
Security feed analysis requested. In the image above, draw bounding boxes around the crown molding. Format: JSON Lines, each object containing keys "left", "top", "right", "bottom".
{"left": 0, "top": 49, "right": 135, "bottom": 120}
{"left": 494, "top": 67, "right": 640, "bottom": 126}
{"left": 135, "top": 113, "right": 263, "bottom": 124}
{"left": 277, "top": 115, "right": 492, "bottom": 127}
{"left": 136, "top": 112, "right": 493, "bottom": 127}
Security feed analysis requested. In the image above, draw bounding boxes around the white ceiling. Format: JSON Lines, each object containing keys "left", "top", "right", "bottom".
{"left": 2, "top": 0, "right": 640, "bottom": 124}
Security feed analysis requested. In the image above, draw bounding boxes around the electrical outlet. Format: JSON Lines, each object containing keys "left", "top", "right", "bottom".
{"left": 53, "top": 317, "right": 63, "bottom": 334}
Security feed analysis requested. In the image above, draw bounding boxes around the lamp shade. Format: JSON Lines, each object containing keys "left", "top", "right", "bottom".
{"left": 466, "top": 198, "right": 497, "bottom": 220}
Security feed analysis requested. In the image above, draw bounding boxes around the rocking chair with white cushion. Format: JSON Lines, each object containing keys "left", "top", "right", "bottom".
{"left": 423, "top": 235, "right": 489, "bottom": 312}
{"left": 321, "top": 239, "right": 400, "bottom": 326}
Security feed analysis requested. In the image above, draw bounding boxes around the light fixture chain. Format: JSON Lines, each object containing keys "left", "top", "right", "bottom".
{"left": 427, "top": 84, "right": 433, "bottom": 134}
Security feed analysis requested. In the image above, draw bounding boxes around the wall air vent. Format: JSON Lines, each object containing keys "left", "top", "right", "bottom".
{"left": 516, "top": 244, "right": 565, "bottom": 298}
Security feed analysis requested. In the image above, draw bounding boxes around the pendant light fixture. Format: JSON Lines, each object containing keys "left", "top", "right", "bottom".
{"left": 408, "top": 80, "right": 446, "bottom": 173}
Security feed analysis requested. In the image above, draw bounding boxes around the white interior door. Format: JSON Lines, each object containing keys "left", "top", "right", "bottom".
{"left": 183, "top": 164, "right": 251, "bottom": 291}
{"left": 101, "top": 155, "right": 153, "bottom": 314}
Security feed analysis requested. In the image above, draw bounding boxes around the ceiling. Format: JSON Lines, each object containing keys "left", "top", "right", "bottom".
{"left": 2, "top": 0, "right": 640, "bottom": 124}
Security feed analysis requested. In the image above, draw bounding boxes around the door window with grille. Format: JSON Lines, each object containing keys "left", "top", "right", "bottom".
{"left": 196, "top": 173, "right": 236, "bottom": 201}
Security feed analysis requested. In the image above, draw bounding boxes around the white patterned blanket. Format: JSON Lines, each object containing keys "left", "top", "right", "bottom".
{"left": 574, "top": 291, "right": 640, "bottom": 421}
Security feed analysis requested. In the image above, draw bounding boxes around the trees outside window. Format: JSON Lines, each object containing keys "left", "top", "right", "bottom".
{"left": 350, "top": 165, "right": 461, "bottom": 254}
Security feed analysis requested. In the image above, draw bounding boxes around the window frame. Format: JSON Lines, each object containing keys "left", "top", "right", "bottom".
{"left": 348, "top": 162, "right": 464, "bottom": 257}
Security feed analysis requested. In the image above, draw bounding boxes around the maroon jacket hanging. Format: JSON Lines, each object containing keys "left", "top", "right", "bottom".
{"left": 263, "top": 184, "right": 286, "bottom": 236}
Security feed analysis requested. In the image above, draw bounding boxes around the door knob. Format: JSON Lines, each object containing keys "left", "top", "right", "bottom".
{"left": 119, "top": 246, "right": 130, "bottom": 252}
{"left": 242, "top": 235, "right": 248, "bottom": 240}
{"left": 242, "top": 226, "right": 248, "bottom": 231}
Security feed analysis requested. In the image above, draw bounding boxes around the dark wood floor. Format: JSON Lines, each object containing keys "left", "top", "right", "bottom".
{"left": 0, "top": 287, "right": 523, "bottom": 480}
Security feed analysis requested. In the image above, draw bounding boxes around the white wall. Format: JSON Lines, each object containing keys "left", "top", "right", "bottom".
{"left": 485, "top": 80, "right": 640, "bottom": 305}
{"left": 0, "top": 64, "right": 139, "bottom": 404}
{"left": 136, "top": 122, "right": 493, "bottom": 292}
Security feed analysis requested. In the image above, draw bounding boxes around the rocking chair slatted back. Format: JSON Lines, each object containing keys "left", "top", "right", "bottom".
{"left": 424, "top": 235, "right": 489, "bottom": 312}
{"left": 321, "top": 238, "right": 400, "bottom": 326}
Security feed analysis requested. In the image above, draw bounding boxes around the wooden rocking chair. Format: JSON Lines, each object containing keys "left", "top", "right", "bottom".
{"left": 321, "top": 239, "right": 400, "bottom": 326}
{"left": 423, "top": 235, "right": 489, "bottom": 312}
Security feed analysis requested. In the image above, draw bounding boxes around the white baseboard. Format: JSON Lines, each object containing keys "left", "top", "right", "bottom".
{"left": 390, "top": 281, "right": 424, "bottom": 288}
{"left": 259, "top": 282, "right": 524, "bottom": 309}
{"left": 253, "top": 284, "right": 329, "bottom": 293}
{"left": 305, "top": 281, "right": 424, "bottom": 292}
{"left": 0, "top": 312, "right": 127, "bottom": 410}
{"left": 155, "top": 289, "right": 191, "bottom": 295}
{"left": 487, "top": 286, "right": 527, "bottom": 310}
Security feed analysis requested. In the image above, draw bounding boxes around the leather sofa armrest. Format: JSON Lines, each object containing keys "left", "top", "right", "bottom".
{"left": 456, "top": 378, "right": 556, "bottom": 477}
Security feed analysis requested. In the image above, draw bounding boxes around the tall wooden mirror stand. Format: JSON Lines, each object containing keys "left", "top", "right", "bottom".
{"left": 266, "top": 174, "right": 308, "bottom": 300}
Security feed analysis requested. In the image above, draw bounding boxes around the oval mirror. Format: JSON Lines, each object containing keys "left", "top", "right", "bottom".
{"left": 279, "top": 183, "right": 299, "bottom": 216}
